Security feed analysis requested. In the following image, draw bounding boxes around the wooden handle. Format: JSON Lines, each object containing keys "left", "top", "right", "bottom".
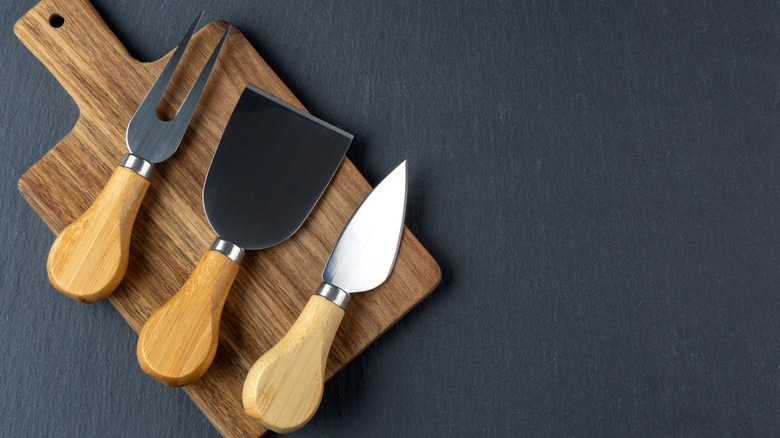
{"left": 13, "top": 0, "right": 136, "bottom": 111}
{"left": 47, "top": 166, "right": 149, "bottom": 303}
{"left": 137, "top": 250, "right": 240, "bottom": 386}
{"left": 242, "top": 295, "right": 345, "bottom": 433}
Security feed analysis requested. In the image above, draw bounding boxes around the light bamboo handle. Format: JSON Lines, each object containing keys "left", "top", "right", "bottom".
{"left": 242, "top": 295, "right": 345, "bottom": 433}
{"left": 47, "top": 166, "right": 149, "bottom": 303}
{"left": 137, "top": 250, "right": 240, "bottom": 386}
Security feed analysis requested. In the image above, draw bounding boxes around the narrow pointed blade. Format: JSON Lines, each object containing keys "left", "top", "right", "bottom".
{"left": 323, "top": 161, "right": 408, "bottom": 293}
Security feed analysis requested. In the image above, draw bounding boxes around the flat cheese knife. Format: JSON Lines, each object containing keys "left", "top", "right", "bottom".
{"left": 136, "top": 85, "right": 353, "bottom": 386}
{"left": 242, "top": 161, "right": 408, "bottom": 433}
{"left": 46, "top": 13, "right": 230, "bottom": 303}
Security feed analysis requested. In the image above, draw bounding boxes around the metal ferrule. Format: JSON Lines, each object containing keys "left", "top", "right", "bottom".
{"left": 316, "top": 283, "right": 350, "bottom": 309}
{"left": 210, "top": 238, "right": 245, "bottom": 264}
{"left": 120, "top": 153, "right": 154, "bottom": 179}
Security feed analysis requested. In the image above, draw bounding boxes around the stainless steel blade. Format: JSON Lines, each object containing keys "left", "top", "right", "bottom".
{"left": 126, "top": 14, "right": 230, "bottom": 163}
{"left": 323, "top": 161, "right": 407, "bottom": 293}
{"left": 203, "top": 85, "right": 353, "bottom": 250}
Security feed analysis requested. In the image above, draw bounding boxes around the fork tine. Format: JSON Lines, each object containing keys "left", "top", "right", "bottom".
{"left": 136, "top": 12, "right": 204, "bottom": 113}
{"left": 173, "top": 25, "right": 231, "bottom": 123}
{"left": 126, "top": 15, "right": 229, "bottom": 162}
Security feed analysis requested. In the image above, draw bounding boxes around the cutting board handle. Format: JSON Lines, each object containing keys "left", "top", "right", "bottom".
{"left": 13, "top": 0, "right": 137, "bottom": 109}
{"left": 242, "top": 294, "right": 345, "bottom": 434}
{"left": 137, "top": 248, "right": 241, "bottom": 386}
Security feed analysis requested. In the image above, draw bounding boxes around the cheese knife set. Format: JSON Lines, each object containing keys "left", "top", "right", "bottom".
{"left": 15, "top": 3, "right": 440, "bottom": 435}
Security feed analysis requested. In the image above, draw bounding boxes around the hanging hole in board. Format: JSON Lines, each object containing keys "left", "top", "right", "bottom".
{"left": 49, "top": 14, "right": 64, "bottom": 28}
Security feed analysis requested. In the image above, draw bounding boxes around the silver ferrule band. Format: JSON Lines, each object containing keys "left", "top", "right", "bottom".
{"left": 316, "top": 283, "right": 350, "bottom": 309}
{"left": 120, "top": 153, "right": 154, "bottom": 179}
{"left": 210, "top": 238, "right": 245, "bottom": 264}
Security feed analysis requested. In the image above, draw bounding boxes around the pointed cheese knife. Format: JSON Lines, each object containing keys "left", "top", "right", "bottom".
{"left": 136, "top": 85, "right": 353, "bottom": 386}
{"left": 242, "top": 161, "right": 408, "bottom": 433}
{"left": 46, "top": 13, "right": 230, "bottom": 303}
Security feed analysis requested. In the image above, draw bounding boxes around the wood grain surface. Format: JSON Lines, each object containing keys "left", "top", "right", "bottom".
{"left": 47, "top": 166, "right": 149, "bottom": 303}
{"left": 243, "top": 295, "right": 346, "bottom": 434}
{"left": 137, "top": 250, "right": 241, "bottom": 387}
{"left": 13, "top": 0, "right": 441, "bottom": 436}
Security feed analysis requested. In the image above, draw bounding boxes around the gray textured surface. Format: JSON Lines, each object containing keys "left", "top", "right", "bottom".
{"left": 2, "top": 0, "right": 780, "bottom": 436}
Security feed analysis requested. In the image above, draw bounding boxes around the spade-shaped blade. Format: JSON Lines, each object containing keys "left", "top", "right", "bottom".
{"left": 203, "top": 86, "right": 353, "bottom": 250}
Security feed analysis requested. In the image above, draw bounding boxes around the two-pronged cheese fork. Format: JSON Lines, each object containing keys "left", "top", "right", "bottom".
{"left": 47, "top": 12, "right": 231, "bottom": 303}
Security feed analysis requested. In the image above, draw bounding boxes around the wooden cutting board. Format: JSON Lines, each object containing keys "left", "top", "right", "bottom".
{"left": 13, "top": 1, "right": 441, "bottom": 436}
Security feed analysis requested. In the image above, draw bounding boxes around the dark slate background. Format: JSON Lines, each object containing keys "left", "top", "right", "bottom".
{"left": 2, "top": 0, "right": 779, "bottom": 436}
